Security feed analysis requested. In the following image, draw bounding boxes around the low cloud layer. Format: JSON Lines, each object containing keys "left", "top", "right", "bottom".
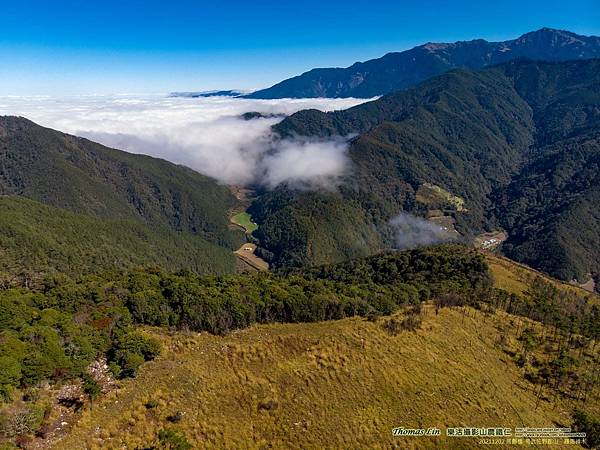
{"left": 0, "top": 94, "right": 371, "bottom": 187}
{"left": 260, "top": 136, "right": 353, "bottom": 189}
{"left": 390, "top": 213, "right": 454, "bottom": 250}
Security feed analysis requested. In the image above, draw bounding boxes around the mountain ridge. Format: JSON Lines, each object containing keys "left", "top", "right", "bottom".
{"left": 0, "top": 116, "right": 244, "bottom": 277}
{"left": 0, "top": 115, "right": 242, "bottom": 248}
{"left": 246, "top": 28, "right": 600, "bottom": 99}
{"left": 250, "top": 59, "right": 600, "bottom": 287}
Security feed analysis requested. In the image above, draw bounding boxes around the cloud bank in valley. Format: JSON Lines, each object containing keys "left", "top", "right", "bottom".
{"left": 0, "top": 95, "right": 371, "bottom": 187}
{"left": 259, "top": 136, "right": 353, "bottom": 189}
{"left": 390, "top": 213, "right": 454, "bottom": 250}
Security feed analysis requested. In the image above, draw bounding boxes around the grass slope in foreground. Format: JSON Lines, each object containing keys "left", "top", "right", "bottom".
{"left": 58, "top": 308, "right": 584, "bottom": 449}
{"left": 3, "top": 245, "right": 598, "bottom": 448}
{"left": 54, "top": 248, "right": 599, "bottom": 449}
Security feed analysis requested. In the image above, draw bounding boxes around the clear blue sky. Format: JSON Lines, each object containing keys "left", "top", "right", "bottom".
{"left": 1, "top": 0, "right": 598, "bottom": 95}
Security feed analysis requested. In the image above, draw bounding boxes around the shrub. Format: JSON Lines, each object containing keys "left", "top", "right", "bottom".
{"left": 434, "top": 292, "right": 465, "bottom": 311}
{"left": 166, "top": 412, "right": 183, "bottom": 423}
{"left": 365, "top": 309, "right": 381, "bottom": 322}
{"left": 82, "top": 374, "right": 101, "bottom": 401}
{"left": 116, "top": 352, "right": 145, "bottom": 378}
{"left": 382, "top": 309, "right": 422, "bottom": 336}
{"left": 157, "top": 428, "right": 192, "bottom": 450}
{"left": 108, "top": 332, "right": 161, "bottom": 378}
{"left": 400, "top": 313, "right": 422, "bottom": 332}
{"left": 0, "top": 406, "right": 45, "bottom": 438}
{"left": 572, "top": 410, "right": 600, "bottom": 449}
{"left": 0, "top": 357, "right": 21, "bottom": 401}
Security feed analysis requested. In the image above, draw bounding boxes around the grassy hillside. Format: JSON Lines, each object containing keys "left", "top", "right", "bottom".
{"left": 252, "top": 60, "right": 600, "bottom": 287}
{"left": 0, "top": 196, "right": 236, "bottom": 278}
{"left": 486, "top": 254, "right": 597, "bottom": 298}
{"left": 1, "top": 245, "right": 598, "bottom": 448}
{"left": 0, "top": 116, "right": 243, "bottom": 250}
{"left": 56, "top": 307, "right": 593, "bottom": 449}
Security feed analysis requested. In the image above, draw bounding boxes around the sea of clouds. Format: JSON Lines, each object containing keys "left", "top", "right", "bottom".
{"left": 0, "top": 94, "right": 372, "bottom": 187}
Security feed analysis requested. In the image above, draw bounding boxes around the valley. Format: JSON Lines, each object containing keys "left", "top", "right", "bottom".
{"left": 1, "top": 20, "right": 600, "bottom": 450}
{"left": 228, "top": 187, "right": 268, "bottom": 271}
{"left": 230, "top": 211, "right": 258, "bottom": 234}
{"left": 249, "top": 58, "right": 600, "bottom": 290}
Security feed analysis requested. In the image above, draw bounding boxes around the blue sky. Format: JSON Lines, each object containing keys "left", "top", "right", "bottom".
{"left": 1, "top": 0, "right": 598, "bottom": 95}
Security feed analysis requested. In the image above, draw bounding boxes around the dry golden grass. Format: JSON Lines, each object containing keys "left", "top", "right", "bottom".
{"left": 486, "top": 255, "right": 531, "bottom": 296}
{"left": 486, "top": 254, "right": 596, "bottom": 298}
{"left": 54, "top": 306, "right": 582, "bottom": 450}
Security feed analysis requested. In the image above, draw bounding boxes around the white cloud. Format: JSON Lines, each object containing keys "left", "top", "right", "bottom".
{"left": 0, "top": 94, "right": 372, "bottom": 187}
{"left": 260, "top": 137, "right": 353, "bottom": 189}
{"left": 390, "top": 213, "right": 454, "bottom": 250}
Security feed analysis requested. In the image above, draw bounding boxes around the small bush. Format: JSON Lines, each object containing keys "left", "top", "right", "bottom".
{"left": 400, "top": 313, "right": 422, "bottom": 332}
{"left": 107, "top": 361, "right": 121, "bottom": 378}
{"left": 82, "top": 374, "right": 101, "bottom": 401}
{"left": 365, "top": 309, "right": 380, "bottom": 322}
{"left": 382, "top": 309, "right": 422, "bottom": 336}
{"left": 434, "top": 292, "right": 465, "bottom": 310}
{"left": 572, "top": 410, "right": 600, "bottom": 449}
{"left": 118, "top": 352, "right": 145, "bottom": 378}
{"left": 0, "top": 406, "right": 45, "bottom": 438}
{"left": 0, "top": 357, "right": 21, "bottom": 402}
{"left": 258, "top": 399, "right": 278, "bottom": 411}
{"left": 166, "top": 411, "right": 183, "bottom": 423}
{"left": 157, "top": 428, "right": 192, "bottom": 450}
{"left": 108, "top": 332, "right": 161, "bottom": 378}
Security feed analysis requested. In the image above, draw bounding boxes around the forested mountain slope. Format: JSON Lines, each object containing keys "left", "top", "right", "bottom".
{"left": 0, "top": 116, "right": 241, "bottom": 248}
{"left": 0, "top": 196, "right": 236, "bottom": 277}
{"left": 0, "top": 117, "right": 243, "bottom": 277}
{"left": 247, "top": 28, "right": 600, "bottom": 99}
{"left": 251, "top": 59, "right": 600, "bottom": 285}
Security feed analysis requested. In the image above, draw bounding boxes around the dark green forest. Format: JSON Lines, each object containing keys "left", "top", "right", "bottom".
{"left": 250, "top": 59, "right": 600, "bottom": 286}
{"left": 0, "top": 196, "right": 236, "bottom": 280}
{"left": 0, "top": 116, "right": 244, "bottom": 278}
{"left": 0, "top": 116, "right": 240, "bottom": 248}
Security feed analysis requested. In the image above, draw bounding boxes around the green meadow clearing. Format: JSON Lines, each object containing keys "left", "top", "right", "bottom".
{"left": 231, "top": 211, "right": 258, "bottom": 234}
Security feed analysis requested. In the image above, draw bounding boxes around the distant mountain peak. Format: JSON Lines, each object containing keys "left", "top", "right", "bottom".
{"left": 169, "top": 90, "right": 244, "bottom": 98}
{"left": 246, "top": 28, "right": 600, "bottom": 99}
{"left": 422, "top": 42, "right": 452, "bottom": 52}
{"left": 532, "top": 27, "right": 580, "bottom": 35}
{"left": 516, "top": 27, "right": 588, "bottom": 44}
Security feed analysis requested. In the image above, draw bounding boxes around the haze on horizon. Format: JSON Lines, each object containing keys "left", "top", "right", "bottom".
{"left": 1, "top": 0, "right": 598, "bottom": 96}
